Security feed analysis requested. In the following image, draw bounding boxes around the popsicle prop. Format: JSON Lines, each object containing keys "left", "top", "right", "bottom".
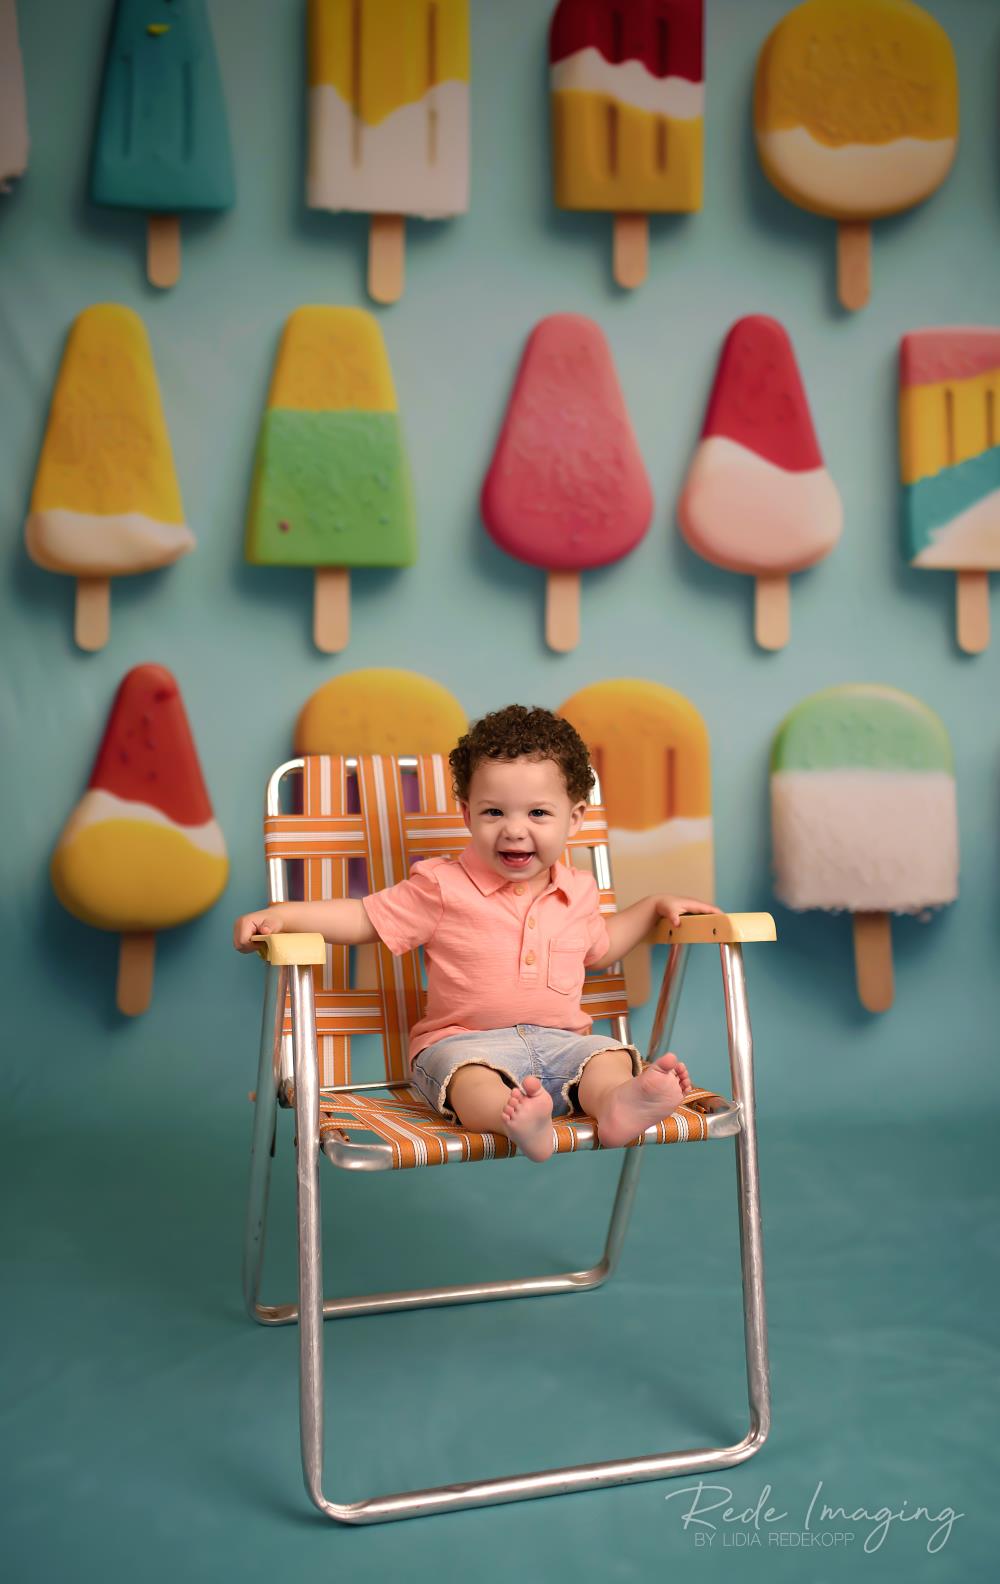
{"left": 307, "top": 0, "right": 470, "bottom": 304}
{"left": 295, "top": 668, "right": 467, "bottom": 989}
{"left": 25, "top": 305, "right": 194, "bottom": 652}
{"left": 247, "top": 306, "right": 416, "bottom": 653}
{"left": 678, "top": 315, "right": 842, "bottom": 650}
{"left": 771, "top": 684, "right": 957, "bottom": 1012}
{"left": 0, "top": 0, "right": 28, "bottom": 191}
{"left": 558, "top": 679, "right": 713, "bottom": 1006}
{"left": 900, "top": 329, "right": 1000, "bottom": 655}
{"left": 482, "top": 315, "right": 652, "bottom": 652}
{"left": 754, "top": 0, "right": 958, "bottom": 311}
{"left": 51, "top": 665, "right": 228, "bottom": 1016}
{"left": 550, "top": 0, "right": 704, "bottom": 288}
{"left": 90, "top": 0, "right": 235, "bottom": 288}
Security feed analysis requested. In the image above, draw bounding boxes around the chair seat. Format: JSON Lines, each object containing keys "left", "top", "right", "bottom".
{"left": 301, "top": 1082, "right": 740, "bottom": 1170}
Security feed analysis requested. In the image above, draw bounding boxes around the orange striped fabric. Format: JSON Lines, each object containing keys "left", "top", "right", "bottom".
{"left": 271, "top": 753, "right": 631, "bottom": 1091}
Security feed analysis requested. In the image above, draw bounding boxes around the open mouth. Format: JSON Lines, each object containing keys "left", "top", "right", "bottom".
{"left": 499, "top": 850, "right": 534, "bottom": 868}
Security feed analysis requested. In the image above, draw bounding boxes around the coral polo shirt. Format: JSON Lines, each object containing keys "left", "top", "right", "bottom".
{"left": 362, "top": 847, "right": 611, "bottom": 1068}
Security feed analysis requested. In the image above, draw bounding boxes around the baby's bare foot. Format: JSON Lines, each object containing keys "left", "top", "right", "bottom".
{"left": 501, "top": 1075, "right": 555, "bottom": 1163}
{"left": 595, "top": 1053, "right": 692, "bottom": 1149}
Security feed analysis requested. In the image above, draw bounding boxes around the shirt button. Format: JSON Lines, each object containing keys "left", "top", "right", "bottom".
{"left": 513, "top": 884, "right": 525, "bottom": 895}
{"left": 524, "top": 951, "right": 536, "bottom": 966}
{"left": 527, "top": 916, "right": 536, "bottom": 928}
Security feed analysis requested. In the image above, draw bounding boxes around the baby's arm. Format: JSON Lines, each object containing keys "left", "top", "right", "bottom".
{"left": 232, "top": 898, "right": 377, "bottom": 953}
{"left": 588, "top": 893, "right": 721, "bottom": 971}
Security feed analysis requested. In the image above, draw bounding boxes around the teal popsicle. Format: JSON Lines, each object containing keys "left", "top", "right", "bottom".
{"left": 90, "top": 0, "right": 234, "bottom": 284}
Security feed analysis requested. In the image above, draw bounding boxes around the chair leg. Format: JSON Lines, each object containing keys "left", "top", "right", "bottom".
{"left": 243, "top": 965, "right": 285, "bottom": 1323}
{"left": 283, "top": 958, "right": 769, "bottom": 1525}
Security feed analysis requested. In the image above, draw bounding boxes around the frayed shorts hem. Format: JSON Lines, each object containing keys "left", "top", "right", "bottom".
{"left": 408, "top": 1026, "right": 641, "bottom": 1125}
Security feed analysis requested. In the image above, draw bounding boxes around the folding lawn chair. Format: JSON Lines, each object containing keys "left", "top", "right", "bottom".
{"left": 244, "top": 752, "right": 775, "bottom": 1524}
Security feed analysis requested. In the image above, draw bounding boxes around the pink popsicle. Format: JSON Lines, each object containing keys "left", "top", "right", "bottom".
{"left": 482, "top": 313, "right": 653, "bottom": 650}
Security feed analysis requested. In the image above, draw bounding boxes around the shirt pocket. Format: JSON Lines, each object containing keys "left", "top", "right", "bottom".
{"left": 547, "top": 939, "right": 586, "bottom": 995}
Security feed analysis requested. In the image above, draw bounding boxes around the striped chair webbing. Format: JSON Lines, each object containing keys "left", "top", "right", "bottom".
{"left": 264, "top": 753, "right": 631, "bottom": 1089}
{"left": 314, "top": 1083, "right": 729, "bottom": 1170}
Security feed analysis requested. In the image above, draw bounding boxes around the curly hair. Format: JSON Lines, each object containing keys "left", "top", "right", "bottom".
{"left": 449, "top": 704, "right": 594, "bottom": 805}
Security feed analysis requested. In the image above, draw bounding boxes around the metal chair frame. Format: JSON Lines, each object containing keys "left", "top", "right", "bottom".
{"left": 242, "top": 756, "right": 770, "bottom": 1525}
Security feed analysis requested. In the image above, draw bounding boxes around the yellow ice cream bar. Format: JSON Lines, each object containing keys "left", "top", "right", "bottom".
{"left": 549, "top": 0, "right": 705, "bottom": 214}
{"left": 307, "top": 0, "right": 470, "bottom": 218}
{"left": 25, "top": 304, "right": 192, "bottom": 577}
{"left": 295, "top": 668, "right": 466, "bottom": 754}
{"left": 266, "top": 306, "right": 397, "bottom": 412}
{"left": 755, "top": 0, "right": 958, "bottom": 221}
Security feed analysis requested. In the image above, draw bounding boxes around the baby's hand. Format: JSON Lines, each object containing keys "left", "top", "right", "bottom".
{"left": 654, "top": 894, "right": 723, "bottom": 928}
{"left": 233, "top": 910, "right": 284, "bottom": 953}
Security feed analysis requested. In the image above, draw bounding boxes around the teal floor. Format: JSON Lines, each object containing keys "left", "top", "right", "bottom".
{"left": 4, "top": 1105, "right": 997, "bottom": 1582}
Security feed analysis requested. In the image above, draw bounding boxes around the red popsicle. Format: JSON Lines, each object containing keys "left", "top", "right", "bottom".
{"left": 481, "top": 314, "right": 653, "bottom": 650}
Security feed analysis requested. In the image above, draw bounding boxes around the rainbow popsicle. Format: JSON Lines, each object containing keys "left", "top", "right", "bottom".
{"left": 482, "top": 314, "right": 652, "bottom": 652}
{"left": 307, "top": 0, "right": 470, "bottom": 303}
{"left": 52, "top": 665, "right": 228, "bottom": 1015}
{"left": 247, "top": 307, "right": 416, "bottom": 653}
{"left": 550, "top": 0, "right": 704, "bottom": 287}
{"left": 678, "top": 315, "right": 841, "bottom": 650}
{"left": 900, "top": 329, "right": 1000, "bottom": 654}
{"left": 771, "top": 684, "right": 957, "bottom": 1011}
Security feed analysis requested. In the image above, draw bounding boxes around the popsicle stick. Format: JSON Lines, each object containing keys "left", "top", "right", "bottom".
{"left": 852, "top": 912, "right": 894, "bottom": 1013}
{"left": 368, "top": 215, "right": 405, "bottom": 304}
{"left": 117, "top": 932, "right": 156, "bottom": 1017}
{"left": 956, "top": 571, "right": 990, "bottom": 654}
{"left": 147, "top": 215, "right": 181, "bottom": 289}
{"left": 624, "top": 944, "right": 652, "bottom": 1008}
{"left": 837, "top": 221, "right": 871, "bottom": 312}
{"left": 545, "top": 570, "right": 580, "bottom": 652}
{"left": 754, "top": 574, "right": 790, "bottom": 650}
{"left": 613, "top": 214, "right": 648, "bottom": 290}
{"left": 75, "top": 577, "right": 110, "bottom": 652}
{"left": 314, "top": 568, "right": 350, "bottom": 653}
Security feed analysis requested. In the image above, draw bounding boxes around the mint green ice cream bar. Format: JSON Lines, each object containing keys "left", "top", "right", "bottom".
{"left": 246, "top": 410, "right": 416, "bottom": 568}
{"left": 770, "top": 685, "right": 953, "bottom": 776}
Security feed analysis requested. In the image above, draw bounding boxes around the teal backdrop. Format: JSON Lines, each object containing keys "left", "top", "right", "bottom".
{"left": 2, "top": 3, "right": 998, "bottom": 1581}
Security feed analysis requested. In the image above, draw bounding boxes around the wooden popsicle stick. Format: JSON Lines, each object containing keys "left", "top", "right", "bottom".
{"left": 956, "top": 571, "right": 990, "bottom": 654}
{"left": 545, "top": 570, "right": 580, "bottom": 652}
{"left": 837, "top": 221, "right": 871, "bottom": 312}
{"left": 613, "top": 214, "right": 648, "bottom": 290}
{"left": 852, "top": 912, "right": 894, "bottom": 1013}
{"left": 368, "top": 214, "right": 406, "bottom": 304}
{"left": 147, "top": 215, "right": 181, "bottom": 289}
{"left": 623, "top": 944, "right": 652, "bottom": 1008}
{"left": 314, "top": 568, "right": 350, "bottom": 653}
{"left": 75, "top": 577, "right": 110, "bottom": 651}
{"left": 754, "top": 574, "right": 790, "bottom": 650}
{"left": 117, "top": 931, "right": 156, "bottom": 1016}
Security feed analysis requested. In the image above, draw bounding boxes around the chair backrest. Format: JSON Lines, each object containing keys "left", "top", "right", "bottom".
{"left": 264, "top": 754, "right": 630, "bottom": 1090}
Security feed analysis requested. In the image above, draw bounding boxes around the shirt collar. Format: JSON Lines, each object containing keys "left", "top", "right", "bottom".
{"left": 459, "top": 847, "right": 573, "bottom": 900}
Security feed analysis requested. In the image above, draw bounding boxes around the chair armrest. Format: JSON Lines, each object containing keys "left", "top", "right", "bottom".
{"left": 251, "top": 932, "right": 328, "bottom": 965}
{"left": 652, "top": 912, "right": 777, "bottom": 946}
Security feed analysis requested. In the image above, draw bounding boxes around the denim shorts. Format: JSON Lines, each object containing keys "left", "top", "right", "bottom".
{"left": 409, "top": 1025, "right": 641, "bottom": 1124}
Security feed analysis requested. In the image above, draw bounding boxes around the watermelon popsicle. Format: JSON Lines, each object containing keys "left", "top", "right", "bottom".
{"left": 307, "top": 0, "right": 470, "bottom": 304}
{"left": 247, "top": 307, "right": 416, "bottom": 653}
{"left": 754, "top": 1, "right": 958, "bottom": 311}
{"left": 559, "top": 679, "right": 714, "bottom": 1006}
{"left": 771, "top": 684, "right": 958, "bottom": 1012}
{"left": 90, "top": 0, "right": 235, "bottom": 289}
{"left": 25, "top": 304, "right": 194, "bottom": 652}
{"left": 51, "top": 665, "right": 228, "bottom": 1016}
{"left": 900, "top": 329, "right": 1000, "bottom": 655}
{"left": 0, "top": 0, "right": 28, "bottom": 192}
{"left": 550, "top": 0, "right": 704, "bottom": 289}
{"left": 678, "top": 315, "right": 842, "bottom": 651}
{"left": 482, "top": 314, "right": 652, "bottom": 652}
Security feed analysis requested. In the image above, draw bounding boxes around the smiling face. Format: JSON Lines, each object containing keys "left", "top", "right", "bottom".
{"left": 461, "top": 755, "right": 587, "bottom": 886}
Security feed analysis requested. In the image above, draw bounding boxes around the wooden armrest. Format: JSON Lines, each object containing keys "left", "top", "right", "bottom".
{"left": 251, "top": 932, "right": 328, "bottom": 965}
{"left": 652, "top": 911, "right": 777, "bottom": 946}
